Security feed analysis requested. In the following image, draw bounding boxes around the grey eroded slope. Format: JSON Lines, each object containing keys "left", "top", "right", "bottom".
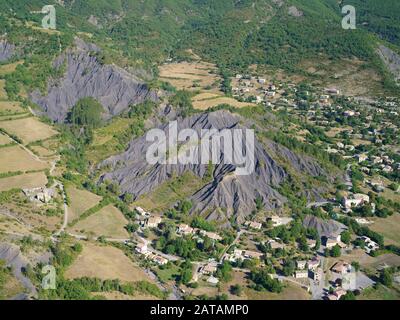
{"left": 0, "top": 243, "right": 37, "bottom": 299}
{"left": 377, "top": 45, "right": 400, "bottom": 83}
{"left": 0, "top": 40, "right": 15, "bottom": 62}
{"left": 100, "top": 110, "right": 328, "bottom": 223}
{"left": 303, "top": 215, "right": 347, "bottom": 238}
{"left": 30, "top": 40, "right": 157, "bottom": 122}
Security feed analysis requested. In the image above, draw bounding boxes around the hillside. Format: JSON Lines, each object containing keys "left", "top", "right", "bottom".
{"left": 0, "top": 0, "right": 399, "bottom": 93}
{"left": 0, "top": 1, "right": 399, "bottom": 302}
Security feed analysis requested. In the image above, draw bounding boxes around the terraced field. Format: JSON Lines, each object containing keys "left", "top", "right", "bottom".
{"left": 0, "top": 117, "right": 57, "bottom": 144}
{"left": 66, "top": 185, "right": 102, "bottom": 222}
{"left": 70, "top": 204, "right": 129, "bottom": 239}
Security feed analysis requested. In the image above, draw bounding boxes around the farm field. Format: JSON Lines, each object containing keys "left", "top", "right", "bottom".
{"left": 0, "top": 171, "right": 47, "bottom": 192}
{"left": 0, "top": 101, "right": 25, "bottom": 115}
{"left": 0, "top": 80, "right": 7, "bottom": 100}
{"left": 71, "top": 204, "right": 129, "bottom": 239}
{"left": 64, "top": 243, "right": 153, "bottom": 283}
{"left": 192, "top": 94, "right": 256, "bottom": 110}
{"left": 0, "top": 133, "right": 12, "bottom": 145}
{"left": 91, "top": 291, "right": 158, "bottom": 300}
{"left": 370, "top": 214, "right": 400, "bottom": 246}
{"left": 244, "top": 282, "right": 310, "bottom": 300}
{"left": 66, "top": 185, "right": 102, "bottom": 222}
{"left": 340, "top": 249, "right": 400, "bottom": 269}
{"left": 0, "top": 145, "right": 48, "bottom": 173}
{"left": 0, "top": 117, "right": 57, "bottom": 144}
{"left": 159, "top": 61, "right": 221, "bottom": 92}
{"left": 30, "top": 145, "right": 56, "bottom": 157}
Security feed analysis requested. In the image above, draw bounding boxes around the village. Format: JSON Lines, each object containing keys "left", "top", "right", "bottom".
{"left": 119, "top": 74, "right": 400, "bottom": 300}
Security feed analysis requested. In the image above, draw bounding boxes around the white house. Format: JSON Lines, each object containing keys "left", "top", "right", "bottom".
{"left": 246, "top": 221, "right": 262, "bottom": 230}
{"left": 295, "top": 270, "right": 309, "bottom": 279}
{"left": 135, "top": 243, "right": 148, "bottom": 254}
{"left": 269, "top": 216, "right": 293, "bottom": 227}
{"left": 135, "top": 206, "right": 147, "bottom": 216}
{"left": 177, "top": 224, "right": 194, "bottom": 235}
{"left": 343, "top": 194, "right": 370, "bottom": 209}
{"left": 200, "top": 230, "right": 222, "bottom": 242}
{"left": 361, "top": 236, "right": 379, "bottom": 253}
{"left": 146, "top": 216, "right": 162, "bottom": 228}
{"left": 296, "top": 261, "right": 307, "bottom": 270}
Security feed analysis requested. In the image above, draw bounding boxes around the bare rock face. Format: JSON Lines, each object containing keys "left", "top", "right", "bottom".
{"left": 30, "top": 40, "right": 157, "bottom": 122}
{"left": 303, "top": 215, "right": 347, "bottom": 238}
{"left": 100, "top": 110, "right": 328, "bottom": 224}
{"left": 377, "top": 45, "right": 400, "bottom": 84}
{"left": 0, "top": 40, "right": 15, "bottom": 62}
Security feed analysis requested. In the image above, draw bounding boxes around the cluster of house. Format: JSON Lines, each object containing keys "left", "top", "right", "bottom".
{"left": 232, "top": 74, "right": 282, "bottom": 105}
{"left": 324, "top": 233, "right": 347, "bottom": 250}
{"left": 196, "top": 262, "right": 220, "bottom": 285}
{"left": 244, "top": 216, "right": 293, "bottom": 232}
{"left": 294, "top": 256, "right": 323, "bottom": 283}
{"left": 176, "top": 224, "right": 223, "bottom": 242}
{"left": 136, "top": 207, "right": 163, "bottom": 229}
{"left": 326, "top": 261, "right": 355, "bottom": 300}
{"left": 359, "top": 236, "right": 379, "bottom": 254}
{"left": 342, "top": 193, "right": 370, "bottom": 211}
{"left": 22, "top": 187, "right": 55, "bottom": 204}
{"left": 355, "top": 153, "right": 398, "bottom": 174}
{"left": 135, "top": 242, "right": 169, "bottom": 265}
{"left": 223, "top": 248, "right": 264, "bottom": 263}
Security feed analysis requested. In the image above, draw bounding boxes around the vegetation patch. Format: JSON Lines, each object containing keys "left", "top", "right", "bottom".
{"left": 133, "top": 171, "right": 205, "bottom": 213}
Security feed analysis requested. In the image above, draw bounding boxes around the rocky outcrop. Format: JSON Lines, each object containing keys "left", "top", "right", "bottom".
{"left": 303, "top": 215, "right": 347, "bottom": 238}
{"left": 377, "top": 45, "right": 400, "bottom": 84}
{"left": 30, "top": 39, "right": 157, "bottom": 122}
{"left": 100, "top": 110, "right": 328, "bottom": 224}
{"left": 0, "top": 40, "right": 15, "bottom": 62}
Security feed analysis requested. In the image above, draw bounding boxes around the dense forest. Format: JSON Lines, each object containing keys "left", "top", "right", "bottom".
{"left": 1, "top": 0, "right": 399, "bottom": 75}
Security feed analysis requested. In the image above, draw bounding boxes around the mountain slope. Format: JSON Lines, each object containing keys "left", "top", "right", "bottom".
{"left": 30, "top": 38, "right": 157, "bottom": 122}
{"left": 100, "top": 109, "right": 330, "bottom": 223}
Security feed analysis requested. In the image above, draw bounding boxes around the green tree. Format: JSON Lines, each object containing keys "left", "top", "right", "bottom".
{"left": 330, "top": 244, "right": 342, "bottom": 257}
{"left": 282, "top": 260, "right": 296, "bottom": 276}
{"left": 67, "top": 97, "right": 103, "bottom": 128}
{"left": 340, "top": 291, "right": 356, "bottom": 300}
{"left": 341, "top": 231, "right": 351, "bottom": 245}
{"left": 217, "top": 261, "right": 233, "bottom": 282}
{"left": 380, "top": 269, "right": 393, "bottom": 287}
{"left": 230, "top": 284, "right": 242, "bottom": 296}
